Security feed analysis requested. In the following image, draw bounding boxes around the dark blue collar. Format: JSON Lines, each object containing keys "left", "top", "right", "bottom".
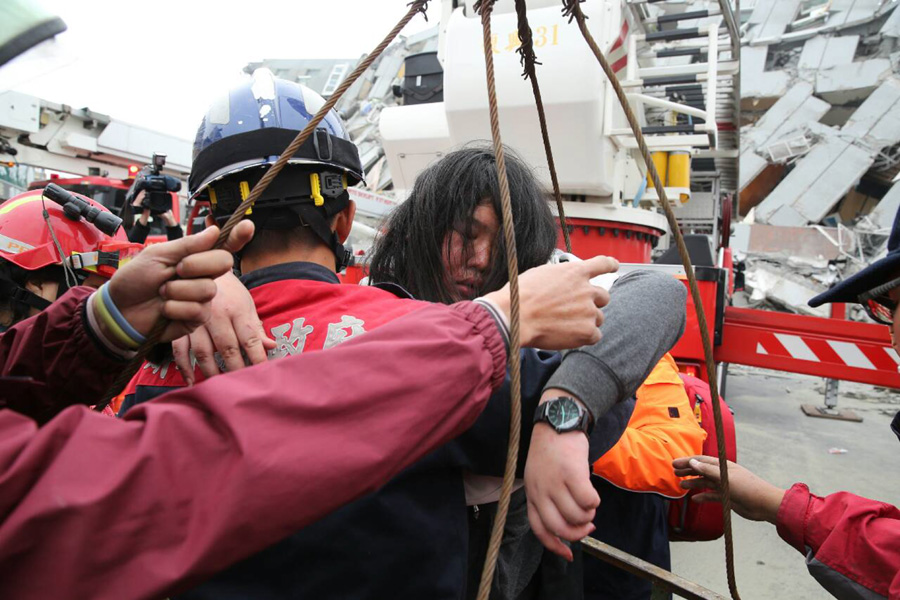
{"left": 240, "top": 262, "right": 340, "bottom": 290}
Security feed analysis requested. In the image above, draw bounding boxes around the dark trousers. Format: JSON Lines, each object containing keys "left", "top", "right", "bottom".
{"left": 583, "top": 479, "right": 672, "bottom": 600}
{"left": 467, "top": 488, "right": 582, "bottom": 600}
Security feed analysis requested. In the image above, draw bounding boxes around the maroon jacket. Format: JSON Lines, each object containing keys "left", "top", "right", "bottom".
{"left": 0, "top": 287, "right": 507, "bottom": 600}
{"left": 0, "top": 287, "right": 127, "bottom": 422}
{"left": 777, "top": 483, "right": 900, "bottom": 599}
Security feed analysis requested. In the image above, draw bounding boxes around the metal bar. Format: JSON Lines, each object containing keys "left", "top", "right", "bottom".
{"left": 715, "top": 0, "right": 742, "bottom": 61}
{"left": 657, "top": 9, "right": 719, "bottom": 24}
{"left": 716, "top": 307, "right": 900, "bottom": 389}
{"left": 666, "top": 84, "right": 705, "bottom": 93}
{"left": 645, "top": 27, "right": 704, "bottom": 42}
{"left": 637, "top": 61, "right": 738, "bottom": 87}
{"left": 643, "top": 74, "right": 699, "bottom": 86}
{"left": 704, "top": 24, "right": 720, "bottom": 148}
{"left": 626, "top": 26, "right": 638, "bottom": 81}
{"left": 612, "top": 133, "right": 711, "bottom": 149}
{"left": 640, "top": 62, "right": 719, "bottom": 78}
{"left": 642, "top": 124, "right": 699, "bottom": 134}
{"left": 581, "top": 537, "right": 727, "bottom": 600}
{"left": 717, "top": 0, "right": 741, "bottom": 211}
{"left": 628, "top": 93, "right": 709, "bottom": 119}
{"left": 656, "top": 47, "right": 707, "bottom": 58}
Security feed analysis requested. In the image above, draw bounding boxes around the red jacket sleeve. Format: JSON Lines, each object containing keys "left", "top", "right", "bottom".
{"left": 0, "top": 301, "right": 506, "bottom": 600}
{"left": 776, "top": 482, "right": 900, "bottom": 598}
{"left": 0, "top": 287, "right": 126, "bottom": 422}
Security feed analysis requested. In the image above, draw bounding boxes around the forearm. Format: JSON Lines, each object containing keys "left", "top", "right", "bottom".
{"left": 0, "top": 301, "right": 506, "bottom": 600}
{"left": 0, "top": 287, "right": 126, "bottom": 421}
{"left": 127, "top": 221, "right": 150, "bottom": 244}
{"left": 166, "top": 225, "right": 184, "bottom": 240}
{"left": 544, "top": 270, "right": 686, "bottom": 420}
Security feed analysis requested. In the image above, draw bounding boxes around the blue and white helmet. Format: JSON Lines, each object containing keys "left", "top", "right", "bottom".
{"left": 188, "top": 68, "right": 363, "bottom": 200}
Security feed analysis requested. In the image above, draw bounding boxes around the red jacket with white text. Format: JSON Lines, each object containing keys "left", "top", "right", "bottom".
{"left": 777, "top": 482, "right": 900, "bottom": 599}
{"left": 120, "top": 262, "right": 425, "bottom": 406}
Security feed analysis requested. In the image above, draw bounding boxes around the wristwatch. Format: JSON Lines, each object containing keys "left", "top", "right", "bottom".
{"left": 534, "top": 396, "right": 591, "bottom": 435}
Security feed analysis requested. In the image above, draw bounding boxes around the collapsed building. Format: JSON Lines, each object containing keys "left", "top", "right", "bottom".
{"left": 738, "top": 0, "right": 900, "bottom": 317}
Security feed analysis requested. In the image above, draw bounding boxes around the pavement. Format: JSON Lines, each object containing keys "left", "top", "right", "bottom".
{"left": 669, "top": 364, "right": 900, "bottom": 599}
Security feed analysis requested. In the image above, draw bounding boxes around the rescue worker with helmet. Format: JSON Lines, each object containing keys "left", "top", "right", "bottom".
{"left": 121, "top": 71, "right": 648, "bottom": 599}
{"left": 118, "top": 69, "right": 435, "bottom": 411}
{"left": 0, "top": 188, "right": 141, "bottom": 333}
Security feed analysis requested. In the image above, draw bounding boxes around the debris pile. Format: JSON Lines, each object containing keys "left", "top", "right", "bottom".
{"left": 739, "top": 0, "right": 900, "bottom": 317}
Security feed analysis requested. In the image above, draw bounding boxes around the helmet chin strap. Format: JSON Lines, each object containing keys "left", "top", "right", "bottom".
{"left": 0, "top": 277, "right": 52, "bottom": 312}
{"left": 295, "top": 204, "right": 351, "bottom": 272}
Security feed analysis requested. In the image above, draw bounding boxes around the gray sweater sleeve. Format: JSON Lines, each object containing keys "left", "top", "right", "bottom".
{"left": 543, "top": 269, "right": 687, "bottom": 420}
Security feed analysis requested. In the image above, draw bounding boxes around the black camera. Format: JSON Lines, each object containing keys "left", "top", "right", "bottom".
{"left": 126, "top": 153, "right": 182, "bottom": 215}
{"left": 44, "top": 183, "right": 122, "bottom": 236}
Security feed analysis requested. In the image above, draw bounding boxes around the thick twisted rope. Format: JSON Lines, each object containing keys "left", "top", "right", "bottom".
{"left": 560, "top": 2, "right": 740, "bottom": 598}
{"left": 513, "top": 0, "right": 571, "bottom": 253}
{"left": 473, "top": 2, "right": 525, "bottom": 598}
{"left": 94, "top": 0, "right": 431, "bottom": 412}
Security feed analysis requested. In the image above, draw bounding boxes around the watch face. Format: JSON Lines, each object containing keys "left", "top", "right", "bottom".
{"left": 547, "top": 397, "right": 581, "bottom": 431}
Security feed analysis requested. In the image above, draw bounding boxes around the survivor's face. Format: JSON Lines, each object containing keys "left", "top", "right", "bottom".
{"left": 441, "top": 202, "right": 500, "bottom": 300}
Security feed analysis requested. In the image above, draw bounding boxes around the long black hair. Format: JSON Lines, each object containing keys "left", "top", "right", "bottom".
{"left": 368, "top": 145, "right": 559, "bottom": 303}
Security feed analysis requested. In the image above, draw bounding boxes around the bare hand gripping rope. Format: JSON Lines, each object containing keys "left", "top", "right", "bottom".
{"left": 94, "top": 0, "right": 432, "bottom": 412}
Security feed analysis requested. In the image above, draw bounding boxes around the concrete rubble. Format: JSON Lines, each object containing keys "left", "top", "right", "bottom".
{"left": 739, "top": 0, "right": 900, "bottom": 318}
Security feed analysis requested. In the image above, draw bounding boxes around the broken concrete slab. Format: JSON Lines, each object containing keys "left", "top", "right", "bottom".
{"left": 816, "top": 59, "right": 894, "bottom": 104}
{"left": 741, "top": 45, "right": 792, "bottom": 100}
{"left": 824, "top": 0, "right": 885, "bottom": 31}
{"left": 744, "top": 260, "right": 832, "bottom": 318}
{"left": 743, "top": 82, "right": 830, "bottom": 151}
{"left": 756, "top": 132, "right": 874, "bottom": 226}
{"left": 732, "top": 222, "right": 858, "bottom": 266}
{"left": 798, "top": 35, "right": 859, "bottom": 72}
{"left": 739, "top": 151, "right": 770, "bottom": 192}
{"left": 747, "top": 0, "right": 803, "bottom": 45}
{"left": 842, "top": 77, "right": 900, "bottom": 149}
{"left": 783, "top": 140, "right": 874, "bottom": 224}
{"left": 881, "top": 6, "right": 900, "bottom": 54}
{"left": 866, "top": 181, "right": 900, "bottom": 231}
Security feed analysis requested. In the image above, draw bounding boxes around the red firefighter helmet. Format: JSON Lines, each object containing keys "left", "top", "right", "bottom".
{"left": 0, "top": 188, "right": 140, "bottom": 279}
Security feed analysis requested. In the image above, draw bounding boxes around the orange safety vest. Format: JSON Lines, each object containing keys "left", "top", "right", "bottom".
{"left": 592, "top": 353, "right": 706, "bottom": 498}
